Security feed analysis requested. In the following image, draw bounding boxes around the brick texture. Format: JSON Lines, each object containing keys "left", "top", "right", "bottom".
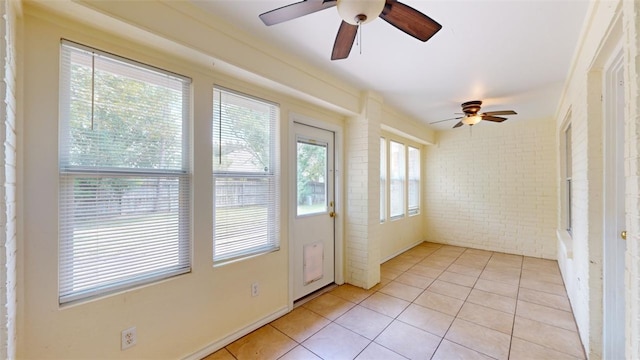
{"left": 424, "top": 119, "right": 557, "bottom": 259}
{"left": 0, "top": 0, "right": 17, "bottom": 358}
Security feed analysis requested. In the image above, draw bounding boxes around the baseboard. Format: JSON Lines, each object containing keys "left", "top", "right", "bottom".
{"left": 183, "top": 306, "right": 290, "bottom": 360}
{"left": 380, "top": 239, "right": 425, "bottom": 263}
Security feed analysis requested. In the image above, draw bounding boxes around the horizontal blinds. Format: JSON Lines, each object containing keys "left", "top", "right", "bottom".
{"left": 389, "top": 140, "right": 405, "bottom": 218}
{"left": 213, "top": 88, "right": 280, "bottom": 263}
{"left": 408, "top": 146, "right": 420, "bottom": 215}
{"left": 59, "top": 41, "right": 191, "bottom": 303}
{"left": 380, "top": 137, "right": 386, "bottom": 222}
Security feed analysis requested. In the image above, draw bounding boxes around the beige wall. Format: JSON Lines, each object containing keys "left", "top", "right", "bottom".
{"left": 19, "top": 8, "right": 347, "bottom": 358}
{"left": 423, "top": 118, "right": 557, "bottom": 259}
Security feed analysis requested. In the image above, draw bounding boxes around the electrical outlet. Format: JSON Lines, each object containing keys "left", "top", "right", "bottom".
{"left": 251, "top": 282, "right": 259, "bottom": 297}
{"left": 121, "top": 327, "right": 137, "bottom": 350}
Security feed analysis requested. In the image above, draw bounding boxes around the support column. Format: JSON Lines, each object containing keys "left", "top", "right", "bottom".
{"left": 345, "top": 92, "right": 382, "bottom": 289}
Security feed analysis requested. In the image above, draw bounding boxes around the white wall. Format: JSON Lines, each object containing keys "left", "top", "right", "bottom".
{"left": 0, "top": 0, "right": 18, "bottom": 358}
{"left": 423, "top": 118, "right": 557, "bottom": 259}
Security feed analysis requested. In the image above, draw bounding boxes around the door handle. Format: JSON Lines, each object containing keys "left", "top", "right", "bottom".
{"left": 329, "top": 211, "right": 335, "bottom": 218}
{"left": 621, "top": 230, "right": 627, "bottom": 240}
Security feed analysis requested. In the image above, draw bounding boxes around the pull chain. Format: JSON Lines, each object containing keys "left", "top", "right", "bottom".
{"left": 358, "top": 22, "right": 362, "bottom": 55}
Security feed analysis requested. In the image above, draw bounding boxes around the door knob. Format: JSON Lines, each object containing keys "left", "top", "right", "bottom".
{"left": 329, "top": 211, "right": 335, "bottom": 218}
{"left": 621, "top": 230, "right": 627, "bottom": 240}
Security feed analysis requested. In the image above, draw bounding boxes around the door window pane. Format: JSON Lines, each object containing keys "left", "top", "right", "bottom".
{"left": 297, "top": 140, "right": 327, "bottom": 216}
{"left": 408, "top": 146, "right": 420, "bottom": 215}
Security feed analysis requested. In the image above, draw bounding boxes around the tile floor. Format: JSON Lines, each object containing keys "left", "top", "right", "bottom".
{"left": 204, "top": 242, "right": 586, "bottom": 360}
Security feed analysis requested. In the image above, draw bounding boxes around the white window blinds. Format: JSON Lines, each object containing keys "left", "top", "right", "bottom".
{"left": 213, "top": 87, "right": 280, "bottom": 263}
{"left": 408, "top": 146, "right": 420, "bottom": 215}
{"left": 390, "top": 140, "right": 405, "bottom": 219}
{"left": 380, "top": 137, "right": 386, "bottom": 222}
{"left": 58, "top": 41, "right": 191, "bottom": 304}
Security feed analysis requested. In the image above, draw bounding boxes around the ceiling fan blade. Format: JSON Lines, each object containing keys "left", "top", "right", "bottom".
{"left": 430, "top": 116, "right": 462, "bottom": 124}
{"left": 331, "top": 21, "right": 358, "bottom": 60}
{"left": 379, "top": 0, "right": 442, "bottom": 42}
{"left": 453, "top": 121, "right": 464, "bottom": 128}
{"left": 259, "top": 0, "right": 337, "bottom": 26}
{"left": 482, "top": 115, "right": 508, "bottom": 122}
{"left": 483, "top": 110, "right": 517, "bottom": 116}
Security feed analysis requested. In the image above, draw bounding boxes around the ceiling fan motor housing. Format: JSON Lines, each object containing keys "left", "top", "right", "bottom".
{"left": 337, "top": 0, "right": 386, "bottom": 25}
{"left": 461, "top": 100, "right": 482, "bottom": 115}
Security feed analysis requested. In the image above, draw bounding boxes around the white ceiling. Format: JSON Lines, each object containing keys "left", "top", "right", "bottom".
{"left": 190, "top": 0, "right": 589, "bottom": 130}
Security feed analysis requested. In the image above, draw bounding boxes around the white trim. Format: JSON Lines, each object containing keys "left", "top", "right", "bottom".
{"left": 380, "top": 240, "right": 424, "bottom": 264}
{"left": 182, "top": 306, "right": 289, "bottom": 360}
{"left": 288, "top": 113, "right": 345, "bottom": 307}
{"left": 602, "top": 43, "right": 626, "bottom": 360}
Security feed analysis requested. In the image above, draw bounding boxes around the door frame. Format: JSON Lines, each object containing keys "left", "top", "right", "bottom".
{"left": 602, "top": 43, "right": 626, "bottom": 359}
{"left": 288, "top": 113, "right": 344, "bottom": 308}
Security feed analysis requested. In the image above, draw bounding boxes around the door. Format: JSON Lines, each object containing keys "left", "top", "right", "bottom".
{"left": 293, "top": 122, "right": 335, "bottom": 300}
{"left": 603, "top": 49, "right": 626, "bottom": 359}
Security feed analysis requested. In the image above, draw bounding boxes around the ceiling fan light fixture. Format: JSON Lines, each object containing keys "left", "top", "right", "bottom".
{"left": 462, "top": 114, "right": 482, "bottom": 125}
{"left": 337, "top": 0, "right": 385, "bottom": 25}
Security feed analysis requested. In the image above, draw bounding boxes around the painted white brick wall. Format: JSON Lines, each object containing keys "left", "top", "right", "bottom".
{"left": 424, "top": 118, "right": 557, "bottom": 259}
{"left": 345, "top": 92, "right": 381, "bottom": 289}
{"left": 0, "top": 0, "right": 17, "bottom": 358}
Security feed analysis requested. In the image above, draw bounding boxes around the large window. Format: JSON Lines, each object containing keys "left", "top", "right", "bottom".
{"left": 58, "top": 41, "right": 191, "bottom": 304}
{"left": 213, "top": 87, "right": 280, "bottom": 263}
{"left": 565, "top": 124, "right": 573, "bottom": 233}
{"left": 380, "top": 137, "right": 386, "bottom": 222}
{"left": 389, "top": 140, "right": 405, "bottom": 219}
{"left": 408, "top": 146, "right": 420, "bottom": 215}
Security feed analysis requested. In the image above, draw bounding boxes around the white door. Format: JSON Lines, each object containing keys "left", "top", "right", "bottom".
{"left": 603, "top": 49, "right": 626, "bottom": 359}
{"left": 293, "top": 122, "right": 335, "bottom": 300}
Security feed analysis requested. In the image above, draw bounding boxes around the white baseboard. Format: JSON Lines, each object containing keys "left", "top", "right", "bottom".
{"left": 380, "top": 239, "right": 425, "bottom": 264}
{"left": 183, "top": 306, "right": 290, "bottom": 360}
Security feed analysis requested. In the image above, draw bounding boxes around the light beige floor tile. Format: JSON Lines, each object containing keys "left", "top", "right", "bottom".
{"left": 369, "top": 277, "right": 392, "bottom": 292}
{"left": 519, "top": 278, "right": 567, "bottom": 296}
{"left": 394, "top": 272, "right": 435, "bottom": 289}
{"left": 517, "top": 287, "right": 572, "bottom": 312}
{"left": 379, "top": 281, "right": 423, "bottom": 302}
{"left": 382, "top": 259, "right": 414, "bottom": 272}
{"left": 381, "top": 267, "right": 403, "bottom": 281}
{"left": 303, "top": 293, "right": 355, "bottom": 320}
{"left": 437, "top": 245, "right": 466, "bottom": 255}
{"left": 226, "top": 325, "right": 297, "bottom": 360}
{"left": 474, "top": 278, "right": 519, "bottom": 298}
{"left": 375, "top": 320, "right": 441, "bottom": 359}
{"left": 516, "top": 300, "right": 577, "bottom": 331}
{"left": 428, "top": 279, "right": 472, "bottom": 300}
{"left": 271, "top": 307, "right": 331, "bottom": 343}
{"left": 355, "top": 342, "right": 407, "bottom": 360}
{"left": 463, "top": 248, "right": 494, "bottom": 257}
{"left": 202, "top": 348, "right": 235, "bottom": 360}
{"left": 447, "top": 263, "right": 483, "bottom": 277}
{"left": 457, "top": 302, "right": 514, "bottom": 334}
{"left": 425, "top": 257, "right": 457, "bottom": 268}
{"left": 330, "top": 284, "right": 373, "bottom": 304}
{"left": 278, "top": 346, "right": 322, "bottom": 360}
{"left": 488, "top": 254, "right": 523, "bottom": 268}
{"left": 522, "top": 258, "right": 561, "bottom": 275}
{"left": 414, "top": 290, "right": 465, "bottom": 316}
{"left": 453, "top": 258, "right": 487, "bottom": 269}
{"left": 445, "top": 319, "right": 511, "bottom": 360}
{"left": 521, "top": 268, "right": 564, "bottom": 285}
{"left": 510, "top": 337, "right": 583, "bottom": 360}
{"left": 467, "top": 289, "right": 516, "bottom": 313}
{"left": 360, "top": 292, "right": 410, "bottom": 318}
{"left": 432, "top": 339, "right": 494, "bottom": 360}
{"left": 479, "top": 268, "right": 521, "bottom": 285}
{"left": 438, "top": 271, "right": 478, "bottom": 287}
{"left": 513, "top": 316, "right": 585, "bottom": 358}
{"left": 397, "top": 303, "right": 454, "bottom": 337}
{"left": 407, "top": 264, "right": 444, "bottom": 278}
{"left": 335, "top": 305, "right": 394, "bottom": 340}
{"left": 302, "top": 323, "right": 370, "bottom": 360}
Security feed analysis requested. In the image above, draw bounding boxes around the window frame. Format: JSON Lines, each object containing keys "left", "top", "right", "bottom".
{"left": 58, "top": 40, "right": 192, "bottom": 304}
{"left": 212, "top": 86, "right": 281, "bottom": 264}
{"left": 380, "top": 137, "right": 387, "bottom": 223}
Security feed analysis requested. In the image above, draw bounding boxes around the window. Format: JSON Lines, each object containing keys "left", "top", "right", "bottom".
{"left": 389, "top": 140, "right": 405, "bottom": 219}
{"left": 565, "top": 124, "right": 573, "bottom": 233}
{"left": 58, "top": 41, "right": 191, "bottom": 304}
{"left": 408, "top": 146, "right": 420, "bottom": 215}
{"left": 213, "top": 87, "right": 280, "bottom": 263}
{"left": 380, "top": 137, "right": 386, "bottom": 222}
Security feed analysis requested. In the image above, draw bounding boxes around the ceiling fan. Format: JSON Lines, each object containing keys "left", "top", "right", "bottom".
{"left": 431, "top": 100, "right": 518, "bottom": 128}
{"left": 259, "top": 0, "right": 442, "bottom": 60}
